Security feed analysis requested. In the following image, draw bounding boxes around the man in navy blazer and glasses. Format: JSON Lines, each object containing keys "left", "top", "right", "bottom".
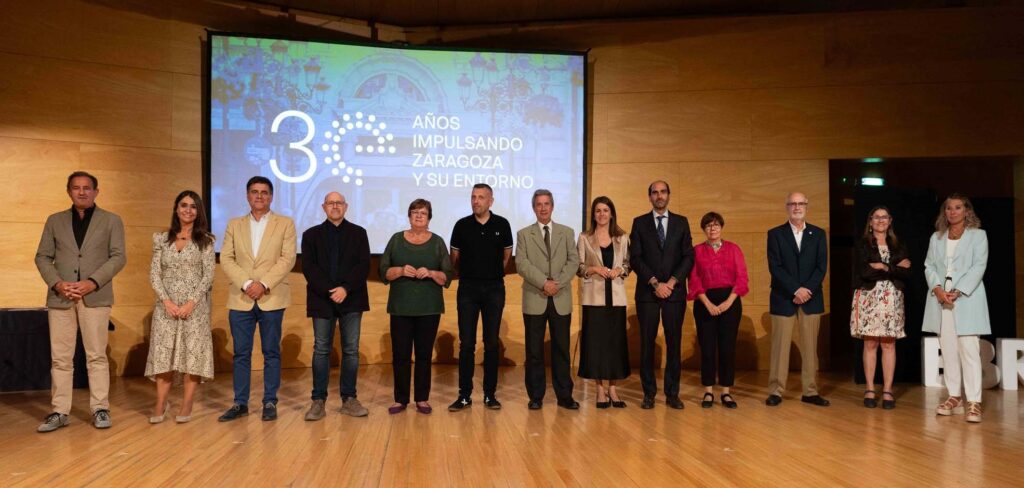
{"left": 765, "top": 192, "right": 830, "bottom": 407}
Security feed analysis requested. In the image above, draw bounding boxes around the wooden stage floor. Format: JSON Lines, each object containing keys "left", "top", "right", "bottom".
{"left": 1, "top": 366, "right": 1021, "bottom": 487}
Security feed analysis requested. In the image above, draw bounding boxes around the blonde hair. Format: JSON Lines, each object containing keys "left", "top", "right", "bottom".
{"left": 934, "top": 193, "right": 982, "bottom": 235}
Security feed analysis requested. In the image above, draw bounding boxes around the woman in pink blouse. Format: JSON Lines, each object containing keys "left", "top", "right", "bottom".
{"left": 688, "top": 212, "right": 749, "bottom": 408}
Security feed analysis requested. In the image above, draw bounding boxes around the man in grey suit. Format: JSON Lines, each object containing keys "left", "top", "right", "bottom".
{"left": 515, "top": 189, "right": 580, "bottom": 410}
{"left": 34, "top": 171, "right": 126, "bottom": 432}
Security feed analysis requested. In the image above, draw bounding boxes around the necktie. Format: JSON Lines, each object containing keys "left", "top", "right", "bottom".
{"left": 656, "top": 216, "right": 666, "bottom": 248}
{"left": 543, "top": 225, "right": 552, "bottom": 278}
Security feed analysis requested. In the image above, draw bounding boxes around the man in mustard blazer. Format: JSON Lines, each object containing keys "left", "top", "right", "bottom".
{"left": 34, "top": 171, "right": 126, "bottom": 432}
{"left": 515, "top": 189, "right": 580, "bottom": 410}
{"left": 218, "top": 176, "right": 297, "bottom": 422}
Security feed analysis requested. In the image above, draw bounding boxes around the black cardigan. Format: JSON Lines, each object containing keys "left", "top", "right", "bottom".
{"left": 853, "top": 239, "right": 911, "bottom": 291}
{"left": 301, "top": 219, "right": 371, "bottom": 317}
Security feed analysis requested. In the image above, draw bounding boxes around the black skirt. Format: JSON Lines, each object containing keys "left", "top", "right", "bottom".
{"left": 578, "top": 305, "right": 630, "bottom": 380}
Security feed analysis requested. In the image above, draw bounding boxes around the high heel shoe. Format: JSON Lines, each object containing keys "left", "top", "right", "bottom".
{"left": 596, "top": 387, "right": 610, "bottom": 409}
{"left": 149, "top": 401, "right": 171, "bottom": 424}
{"left": 607, "top": 387, "right": 625, "bottom": 408}
{"left": 176, "top": 402, "right": 194, "bottom": 423}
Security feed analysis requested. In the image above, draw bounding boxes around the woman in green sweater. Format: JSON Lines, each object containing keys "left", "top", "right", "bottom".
{"left": 380, "top": 199, "right": 453, "bottom": 414}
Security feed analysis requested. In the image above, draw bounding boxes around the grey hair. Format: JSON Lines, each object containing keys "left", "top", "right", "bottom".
{"left": 532, "top": 189, "right": 553, "bottom": 206}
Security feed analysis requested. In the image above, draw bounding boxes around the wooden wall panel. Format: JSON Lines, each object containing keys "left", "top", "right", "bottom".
{"left": 0, "top": 53, "right": 173, "bottom": 147}
{"left": 750, "top": 82, "right": 1024, "bottom": 161}
{"left": 0, "top": 137, "right": 82, "bottom": 223}
{"left": 824, "top": 8, "right": 1024, "bottom": 86}
{"left": 172, "top": 74, "right": 202, "bottom": 151}
{"left": 0, "top": 0, "right": 85, "bottom": 67}
{"left": 0, "top": 222, "right": 48, "bottom": 308}
{"left": 0, "top": 0, "right": 199, "bottom": 76}
{"left": 590, "top": 17, "right": 828, "bottom": 94}
{"left": 78, "top": 145, "right": 202, "bottom": 225}
{"left": 593, "top": 91, "right": 752, "bottom": 164}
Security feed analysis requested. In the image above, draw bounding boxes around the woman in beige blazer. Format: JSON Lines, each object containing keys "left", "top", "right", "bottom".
{"left": 577, "top": 196, "right": 631, "bottom": 408}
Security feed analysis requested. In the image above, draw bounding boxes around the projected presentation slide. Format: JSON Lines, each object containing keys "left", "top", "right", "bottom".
{"left": 209, "top": 34, "right": 586, "bottom": 253}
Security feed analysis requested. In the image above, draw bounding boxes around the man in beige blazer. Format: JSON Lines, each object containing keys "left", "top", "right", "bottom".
{"left": 515, "top": 189, "right": 580, "bottom": 410}
{"left": 217, "top": 176, "right": 297, "bottom": 422}
{"left": 35, "top": 171, "right": 126, "bottom": 432}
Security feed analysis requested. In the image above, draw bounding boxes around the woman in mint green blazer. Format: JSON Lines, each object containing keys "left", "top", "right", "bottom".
{"left": 922, "top": 193, "right": 989, "bottom": 423}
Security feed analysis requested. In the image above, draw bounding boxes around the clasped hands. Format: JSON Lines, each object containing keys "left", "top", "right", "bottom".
{"left": 244, "top": 281, "right": 268, "bottom": 300}
{"left": 54, "top": 280, "right": 97, "bottom": 301}
{"left": 653, "top": 279, "right": 675, "bottom": 299}
{"left": 792, "top": 287, "right": 813, "bottom": 305}
{"left": 402, "top": 264, "right": 447, "bottom": 286}
{"left": 162, "top": 299, "right": 197, "bottom": 319}
{"left": 587, "top": 266, "right": 623, "bottom": 281}
{"left": 933, "top": 286, "right": 961, "bottom": 306}
{"left": 541, "top": 279, "right": 560, "bottom": 297}
{"left": 701, "top": 296, "right": 735, "bottom": 316}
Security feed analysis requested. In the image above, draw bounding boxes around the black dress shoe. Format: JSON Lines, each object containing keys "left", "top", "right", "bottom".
{"left": 596, "top": 398, "right": 611, "bottom": 409}
{"left": 720, "top": 393, "right": 738, "bottom": 409}
{"left": 881, "top": 391, "right": 896, "bottom": 410}
{"left": 448, "top": 397, "right": 472, "bottom": 412}
{"left": 640, "top": 396, "right": 655, "bottom": 409}
{"left": 218, "top": 404, "right": 248, "bottom": 422}
{"left": 528, "top": 400, "right": 543, "bottom": 410}
{"left": 666, "top": 396, "right": 684, "bottom": 410}
{"left": 765, "top": 395, "right": 782, "bottom": 406}
{"left": 863, "top": 390, "right": 878, "bottom": 409}
{"left": 261, "top": 402, "right": 278, "bottom": 421}
{"left": 801, "top": 395, "right": 831, "bottom": 407}
{"left": 483, "top": 396, "right": 502, "bottom": 410}
{"left": 557, "top": 399, "right": 580, "bottom": 410}
{"left": 611, "top": 400, "right": 626, "bottom": 408}
{"left": 701, "top": 392, "right": 714, "bottom": 409}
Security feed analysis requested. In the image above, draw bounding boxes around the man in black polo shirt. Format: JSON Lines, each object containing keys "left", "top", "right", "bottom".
{"left": 448, "top": 183, "right": 513, "bottom": 411}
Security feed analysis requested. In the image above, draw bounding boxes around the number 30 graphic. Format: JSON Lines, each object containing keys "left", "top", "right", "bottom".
{"left": 269, "top": 110, "right": 317, "bottom": 183}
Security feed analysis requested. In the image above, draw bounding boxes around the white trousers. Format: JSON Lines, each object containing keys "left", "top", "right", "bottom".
{"left": 939, "top": 308, "right": 982, "bottom": 402}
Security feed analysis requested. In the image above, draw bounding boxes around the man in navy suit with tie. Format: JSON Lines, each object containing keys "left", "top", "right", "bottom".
{"left": 629, "top": 181, "right": 694, "bottom": 410}
{"left": 765, "top": 192, "right": 830, "bottom": 407}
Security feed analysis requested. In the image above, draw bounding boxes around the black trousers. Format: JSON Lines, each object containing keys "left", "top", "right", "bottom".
{"left": 693, "top": 287, "right": 741, "bottom": 387}
{"left": 636, "top": 300, "right": 685, "bottom": 398}
{"left": 457, "top": 280, "right": 505, "bottom": 398}
{"left": 390, "top": 314, "right": 440, "bottom": 404}
{"left": 523, "top": 298, "right": 573, "bottom": 402}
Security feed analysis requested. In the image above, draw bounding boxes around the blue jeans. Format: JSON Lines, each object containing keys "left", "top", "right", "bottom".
{"left": 311, "top": 312, "right": 363, "bottom": 400}
{"left": 229, "top": 304, "right": 284, "bottom": 406}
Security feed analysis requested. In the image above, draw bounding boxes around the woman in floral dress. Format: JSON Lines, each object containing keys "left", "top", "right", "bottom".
{"left": 146, "top": 190, "right": 215, "bottom": 423}
{"left": 851, "top": 206, "right": 910, "bottom": 410}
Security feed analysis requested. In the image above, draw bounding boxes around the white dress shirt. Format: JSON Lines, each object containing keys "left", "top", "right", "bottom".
{"left": 536, "top": 220, "right": 556, "bottom": 236}
{"left": 790, "top": 221, "right": 805, "bottom": 251}
{"left": 243, "top": 211, "right": 272, "bottom": 292}
{"left": 652, "top": 209, "right": 669, "bottom": 234}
